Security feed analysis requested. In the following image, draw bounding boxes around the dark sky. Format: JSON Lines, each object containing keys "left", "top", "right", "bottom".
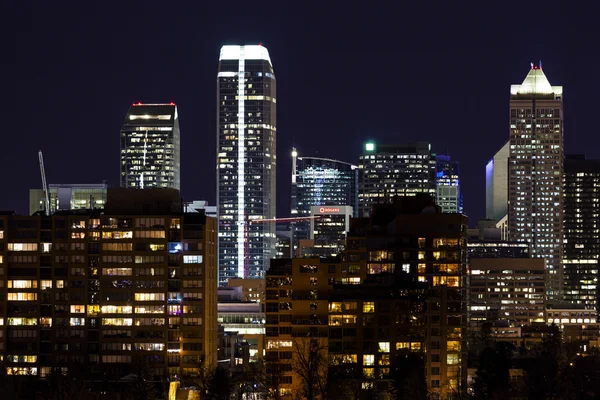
{"left": 0, "top": 1, "right": 596, "bottom": 225}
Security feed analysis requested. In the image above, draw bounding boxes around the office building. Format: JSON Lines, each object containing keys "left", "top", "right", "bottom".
{"left": 120, "top": 103, "right": 180, "bottom": 190}
{"left": 30, "top": 183, "right": 108, "bottom": 215}
{"left": 217, "top": 44, "right": 276, "bottom": 286}
{"left": 468, "top": 258, "right": 545, "bottom": 326}
{"left": 467, "top": 220, "right": 529, "bottom": 259}
{"left": 436, "top": 155, "right": 462, "bottom": 213}
{"left": 291, "top": 150, "right": 358, "bottom": 247}
{"left": 563, "top": 155, "right": 600, "bottom": 310}
{"left": 217, "top": 296, "right": 265, "bottom": 362}
{"left": 485, "top": 142, "right": 509, "bottom": 222}
{"left": 301, "top": 205, "right": 352, "bottom": 257}
{"left": 358, "top": 141, "right": 436, "bottom": 217}
{"left": 184, "top": 200, "right": 217, "bottom": 218}
{"left": 0, "top": 189, "right": 217, "bottom": 383}
{"left": 508, "top": 64, "right": 564, "bottom": 300}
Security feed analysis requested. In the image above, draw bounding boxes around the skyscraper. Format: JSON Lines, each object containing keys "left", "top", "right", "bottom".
{"left": 485, "top": 141, "right": 509, "bottom": 222}
{"left": 508, "top": 64, "right": 563, "bottom": 300}
{"left": 564, "top": 155, "right": 600, "bottom": 310}
{"left": 358, "top": 141, "right": 436, "bottom": 217}
{"left": 291, "top": 149, "right": 358, "bottom": 248}
{"left": 435, "top": 154, "right": 462, "bottom": 213}
{"left": 120, "top": 103, "right": 180, "bottom": 190}
{"left": 217, "top": 45, "right": 276, "bottom": 286}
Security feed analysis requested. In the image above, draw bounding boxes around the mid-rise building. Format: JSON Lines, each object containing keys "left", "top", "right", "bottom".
{"left": 30, "top": 183, "right": 108, "bottom": 215}
{"left": 436, "top": 155, "right": 462, "bottom": 213}
{"left": 120, "top": 103, "right": 180, "bottom": 190}
{"left": 468, "top": 258, "right": 545, "bottom": 326}
{"left": 217, "top": 297, "right": 265, "bottom": 362}
{"left": 563, "top": 155, "right": 600, "bottom": 310}
{"left": 300, "top": 205, "right": 353, "bottom": 258}
{"left": 485, "top": 142, "right": 509, "bottom": 222}
{"left": 291, "top": 150, "right": 358, "bottom": 248}
{"left": 0, "top": 189, "right": 217, "bottom": 382}
{"left": 508, "top": 64, "right": 564, "bottom": 301}
{"left": 217, "top": 44, "right": 276, "bottom": 286}
{"left": 358, "top": 141, "right": 436, "bottom": 217}
{"left": 265, "top": 195, "right": 468, "bottom": 399}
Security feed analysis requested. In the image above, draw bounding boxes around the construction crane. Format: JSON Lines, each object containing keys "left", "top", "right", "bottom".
{"left": 38, "top": 150, "right": 50, "bottom": 216}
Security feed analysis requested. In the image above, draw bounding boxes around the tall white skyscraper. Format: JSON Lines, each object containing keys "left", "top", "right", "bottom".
{"left": 486, "top": 141, "right": 509, "bottom": 222}
{"left": 508, "top": 64, "right": 563, "bottom": 301}
{"left": 217, "top": 45, "right": 277, "bottom": 286}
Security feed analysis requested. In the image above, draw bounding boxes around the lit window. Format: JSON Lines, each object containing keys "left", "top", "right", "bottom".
{"left": 363, "top": 354, "right": 374, "bottom": 366}
{"left": 378, "top": 342, "right": 390, "bottom": 353}
{"left": 363, "top": 302, "right": 375, "bottom": 313}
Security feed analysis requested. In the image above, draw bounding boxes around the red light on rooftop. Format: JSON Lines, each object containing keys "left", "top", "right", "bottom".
{"left": 170, "top": 102, "right": 175, "bottom": 105}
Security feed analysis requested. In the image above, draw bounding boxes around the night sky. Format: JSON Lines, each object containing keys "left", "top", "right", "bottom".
{"left": 1, "top": 1, "right": 596, "bottom": 225}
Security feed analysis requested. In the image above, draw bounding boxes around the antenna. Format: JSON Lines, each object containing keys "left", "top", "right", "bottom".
{"left": 38, "top": 150, "right": 50, "bottom": 216}
{"left": 539, "top": 60, "right": 543, "bottom": 69}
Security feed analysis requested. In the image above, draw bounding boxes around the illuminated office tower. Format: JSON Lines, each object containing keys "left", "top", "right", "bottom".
{"left": 120, "top": 103, "right": 180, "bottom": 190}
{"left": 291, "top": 149, "right": 358, "bottom": 248}
{"left": 217, "top": 45, "right": 276, "bottom": 286}
{"left": 435, "top": 154, "right": 462, "bottom": 213}
{"left": 358, "top": 141, "right": 436, "bottom": 217}
{"left": 563, "top": 155, "right": 600, "bottom": 310}
{"left": 485, "top": 142, "right": 509, "bottom": 222}
{"left": 508, "top": 64, "right": 563, "bottom": 301}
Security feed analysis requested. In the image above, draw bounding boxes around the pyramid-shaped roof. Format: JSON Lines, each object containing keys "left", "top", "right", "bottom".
{"left": 510, "top": 65, "right": 562, "bottom": 96}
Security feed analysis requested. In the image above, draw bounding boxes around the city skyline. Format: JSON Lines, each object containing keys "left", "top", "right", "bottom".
{"left": 1, "top": 2, "right": 596, "bottom": 227}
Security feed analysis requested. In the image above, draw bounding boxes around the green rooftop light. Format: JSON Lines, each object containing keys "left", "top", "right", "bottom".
{"left": 365, "top": 142, "right": 375, "bottom": 152}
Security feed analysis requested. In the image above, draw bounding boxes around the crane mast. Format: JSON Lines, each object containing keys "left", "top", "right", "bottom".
{"left": 38, "top": 150, "right": 50, "bottom": 216}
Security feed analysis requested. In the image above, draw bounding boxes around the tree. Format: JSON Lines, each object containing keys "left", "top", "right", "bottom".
{"left": 125, "top": 359, "right": 159, "bottom": 400}
{"left": 232, "top": 359, "right": 267, "bottom": 400}
{"left": 472, "top": 341, "right": 514, "bottom": 400}
{"left": 291, "top": 338, "right": 328, "bottom": 400}
{"left": 387, "top": 352, "right": 430, "bottom": 400}
{"left": 190, "top": 355, "right": 234, "bottom": 400}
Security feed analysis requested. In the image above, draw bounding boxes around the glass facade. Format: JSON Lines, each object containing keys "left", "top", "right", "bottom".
{"left": 291, "top": 152, "right": 358, "bottom": 247}
{"left": 120, "top": 103, "right": 180, "bottom": 190}
{"left": 217, "top": 45, "right": 276, "bottom": 286}
{"left": 435, "top": 155, "right": 462, "bottom": 213}
{"left": 563, "top": 155, "right": 600, "bottom": 310}
{"left": 30, "top": 183, "right": 108, "bottom": 215}
{"left": 508, "top": 65, "right": 563, "bottom": 300}
{"left": 358, "top": 141, "right": 436, "bottom": 217}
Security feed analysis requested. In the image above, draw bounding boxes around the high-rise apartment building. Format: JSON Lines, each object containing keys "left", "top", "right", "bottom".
{"left": 217, "top": 45, "right": 276, "bottom": 286}
{"left": 485, "top": 142, "right": 509, "bottom": 222}
{"left": 508, "top": 65, "right": 564, "bottom": 300}
{"left": 563, "top": 155, "right": 600, "bottom": 310}
{"left": 435, "top": 155, "right": 462, "bottom": 213}
{"left": 30, "top": 183, "right": 108, "bottom": 215}
{"left": 120, "top": 103, "right": 180, "bottom": 190}
{"left": 290, "top": 150, "right": 358, "bottom": 248}
{"left": 358, "top": 141, "right": 435, "bottom": 217}
{"left": 0, "top": 189, "right": 217, "bottom": 386}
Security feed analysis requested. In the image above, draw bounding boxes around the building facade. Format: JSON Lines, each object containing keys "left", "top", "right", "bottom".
{"left": 468, "top": 258, "right": 545, "bottom": 326}
{"left": 30, "top": 183, "right": 108, "bottom": 215}
{"left": 358, "top": 141, "right": 436, "bottom": 218}
{"left": 291, "top": 150, "right": 358, "bottom": 248}
{"left": 508, "top": 65, "right": 564, "bottom": 301}
{"left": 217, "top": 44, "right": 277, "bottom": 286}
{"left": 120, "top": 103, "right": 180, "bottom": 190}
{"left": 563, "top": 155, "right": 600, "bottom": 310}
{"left": 305, "top": 205, "right": 352, "bottom": 257}
{"left": 436, "top": 155, "right": 462, "bottom": 213}
{"left": 0, "top": 189, "right": 217, "bottom": 382}
{"left": 485, "top": 142, "right": 509, "bottom": 222}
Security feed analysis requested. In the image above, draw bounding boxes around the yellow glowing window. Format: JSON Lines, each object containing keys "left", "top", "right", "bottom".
{"left": 378, "top": 354, "right": 390, "bottom": 365}
{"left": 87, "top": 305, "right": 100, "bottom": 316}
{"left": 378, "top": 342, "right": 390, "bottom": 353}
{"left": 7, "top": 293, "right": 37, "bottom": 301}
{"left": 411, "top": 342, "right": 422, "bottom": 351}
{"left": 7, "top": 318, "right": 37, "bottom": 326}
{"left": 418, "top": 252, "right": 425, "bottom": 260}
{"left": 447, "top": 341, "right": 461, "bottom": 352}
{"left": 418, "top": 238, "right": 426, "bottom": 248}
{"left": 329, "top": 302, "right": 342, "bottom": 312}
{"left": 70, "top": 305, "right": 85, "bottom": 314}
{"left": 363, "top": 302, "right": 375, "bottom": 313}
{"left": 396, "top": 342, "right": 409, "bottom": 350}
{"left": 363, "top": 368, "right": 375, "bottom": 378}
{"left": 363, "top": 354, "right": 374, "bottom": 366}
{"left": 328, "top": 315, "right": 342, "bottom": 326}
{"left": 447, "top": 354, "right": 460, "bottom": 365}
{"left": 418, "top": 264, "right": 426, "bottom": 274}
{"left": 150, "top": 244, "right": 165, "bottom": 251}
{"left": 342, "top": 302, "right": 357, "bottom": 311}
{"left": 418, "top": 276, "right": 426, "bottom": 282}
{"left": 8, "top": 280, "right": 37, "bottom": 289}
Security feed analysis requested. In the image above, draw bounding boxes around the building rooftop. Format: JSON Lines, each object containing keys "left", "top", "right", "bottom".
{"left": 510, "top": 64, "right": 562, "bottom": 96}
